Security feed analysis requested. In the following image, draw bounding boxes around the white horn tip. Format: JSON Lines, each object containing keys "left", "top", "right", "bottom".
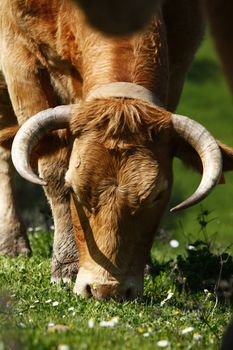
{"left": 27, "top": 175, "right": 47, "bottom": 186}
{"left": 170, "top": 200, "right": 192, "bottom": 212}
{"left": 35, "top": 177, "right": 47, "bottom": 186}
{"left": 170, "top": 206, "right": 180, "bottom": 213}
{"left": 39, "top": 178, "right": 47, "bottom": 186}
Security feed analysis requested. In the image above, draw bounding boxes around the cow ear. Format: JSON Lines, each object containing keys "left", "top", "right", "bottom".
{"left": 173, "top": 135, "right": 233, "bottom": 173}
{"left": 218, "top": 141, "right": 233, "bottom": 172}
{"left": 0, "top": 125, "right": 20, "bottom": 150}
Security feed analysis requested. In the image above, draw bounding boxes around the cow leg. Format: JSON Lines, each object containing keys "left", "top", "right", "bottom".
{"left": 1, "top": 42, "right": 78, "bottom": 280}
{"left": 0, "top": 147, "right": 31, "bottom": 255}
{"left": 0, "top": 72, "right": 31, "bottom": 255}
{"left": 164, "top": 0, "right": 205, "bottom": 111}
{"left": 39, "top": 149, "right": 79, "bottom": 283}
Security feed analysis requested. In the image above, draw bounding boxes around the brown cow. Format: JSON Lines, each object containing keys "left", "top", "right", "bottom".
{"left": 1, "top": 0, "right": 233, "bottom": 299}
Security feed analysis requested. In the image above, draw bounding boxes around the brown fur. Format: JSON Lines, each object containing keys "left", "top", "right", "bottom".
{"left": 0, "top": 126, "right": 20, "bottom": 149}
{"left": 70, "top": 98, "right": 172, "bottom": 149}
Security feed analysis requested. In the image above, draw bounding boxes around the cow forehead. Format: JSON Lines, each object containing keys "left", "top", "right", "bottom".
{"left": 67, "top": 138, "right": 159, "bottom": 181}
{"left": 65, "top": 138, "right": 170, "bottom": 211}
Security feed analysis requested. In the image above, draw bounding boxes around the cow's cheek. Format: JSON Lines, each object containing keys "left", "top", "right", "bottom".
{"left": 70, "top": 195, "right": 87, "bottom": 266}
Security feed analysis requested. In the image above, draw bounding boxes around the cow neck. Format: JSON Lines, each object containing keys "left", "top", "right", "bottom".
{"left": 86, "top": 82, "right": 164, "bottom": 107}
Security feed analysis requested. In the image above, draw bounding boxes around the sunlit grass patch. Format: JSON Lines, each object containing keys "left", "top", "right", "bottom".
{"left": 0, "top": 215, "right": 232, "bottom": 350}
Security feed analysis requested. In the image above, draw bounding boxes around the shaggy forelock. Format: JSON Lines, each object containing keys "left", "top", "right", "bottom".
{"left": 70, "top": 98, "right": 172, "bottom": 149}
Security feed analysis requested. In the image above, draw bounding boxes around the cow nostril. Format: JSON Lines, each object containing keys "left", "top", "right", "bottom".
{"left": 80, "top": 283, "right": 137, "bottom": 300}
{"left": 85, "top": 284, "right": 92, "bottom": 297}
{"left": 125, "top": 287, "right": 134, "bottom": 300}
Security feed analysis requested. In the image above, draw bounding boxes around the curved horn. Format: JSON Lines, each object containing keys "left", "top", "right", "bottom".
{"left": 11, "top": 105, "right": 79, "bottom": 186}
{"left": 171, "top": 114, "right": 222, "bottom": 212}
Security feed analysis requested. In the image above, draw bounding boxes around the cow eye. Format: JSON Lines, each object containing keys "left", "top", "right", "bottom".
{"left": 153, "top": 190, "right": 166, "bottom": 203}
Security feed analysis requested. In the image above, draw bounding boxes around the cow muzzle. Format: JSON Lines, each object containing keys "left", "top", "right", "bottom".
{"left": 73, "top": 268, "right": 144, "bottom": 300}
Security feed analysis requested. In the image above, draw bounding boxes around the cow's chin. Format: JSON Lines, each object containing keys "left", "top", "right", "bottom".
{"left": 73, "top": 266, "right": 144, "bottom": 300}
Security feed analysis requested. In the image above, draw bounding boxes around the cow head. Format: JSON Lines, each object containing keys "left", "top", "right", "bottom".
{"left": 65, "top": 98, "right": 173, "bottom": 299}
{"left": 11, "top": 87, "right": 231, "bottom": 300}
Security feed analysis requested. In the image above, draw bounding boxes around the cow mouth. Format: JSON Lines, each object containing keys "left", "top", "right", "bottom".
{"left": 11, "top": 100, "right": 222, "bottom": 211}
{"left": 73, "top": 266, "right": 144, "bottom": 300}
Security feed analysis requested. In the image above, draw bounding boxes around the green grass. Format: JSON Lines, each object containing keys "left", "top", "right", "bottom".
{"left": 0, "top": 230, "right": 232, "bottom": 350}
{"left": 164, "top": 34, "right": 233, "bottom": 248}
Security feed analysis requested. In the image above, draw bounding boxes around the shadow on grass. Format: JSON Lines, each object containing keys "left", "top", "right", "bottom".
{"left": 187, "top": 58, "right": 221, "bottom": 83}
{"left": 174, "top": 209, "right": 233, "bottom": 304}
{"left": 147, "top": 209, "right": 233, "bottom": 306}
{"left": 0, "top": 291, "right": 23, "bottom": 350}
{"left": 175, "top": 240, "right": 233, "bottom": 301}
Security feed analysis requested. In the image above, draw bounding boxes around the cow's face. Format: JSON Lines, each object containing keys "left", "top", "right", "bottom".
{"left": 65, "top": 123, "right": 173, "bottom": 299}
